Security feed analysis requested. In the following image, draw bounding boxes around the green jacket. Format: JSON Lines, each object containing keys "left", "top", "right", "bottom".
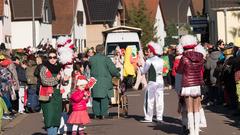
{"left": 89, "top": 53, "right": 120, "bottom": 98}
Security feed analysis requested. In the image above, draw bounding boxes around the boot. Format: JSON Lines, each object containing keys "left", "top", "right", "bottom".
{"left": 194, "top": 112, "right": 200, "bottom": 135}
{"left": 187, "top": 112, "right": 194, "bottom": 135}
{"left": 199, "top": 108, "right": 207, "bottom": 128}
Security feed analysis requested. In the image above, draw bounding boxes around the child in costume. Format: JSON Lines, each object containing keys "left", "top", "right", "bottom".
{"left": 67, "top": 75, "right": 96, "bottom": 135}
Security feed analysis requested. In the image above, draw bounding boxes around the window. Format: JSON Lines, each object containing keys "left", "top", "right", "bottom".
{"left": 106, "top": 42, "right": 140, "bottom": 56}
{"left": 5, "top": 0, "right": 8, "bottom": 5}
{"left": 44, "top": 6, "right": 49, "bottom": 23}
{"left": 77, "top": 11, "right": 83, "bottom": 25}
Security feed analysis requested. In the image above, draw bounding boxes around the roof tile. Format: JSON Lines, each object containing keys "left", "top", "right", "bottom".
{"left": 52, "top": 0, "right": 77, "bottom": 35}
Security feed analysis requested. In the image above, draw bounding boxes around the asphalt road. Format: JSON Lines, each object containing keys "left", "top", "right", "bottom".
{"left": 2, "top": 89, "right": 240, "bottom": 135}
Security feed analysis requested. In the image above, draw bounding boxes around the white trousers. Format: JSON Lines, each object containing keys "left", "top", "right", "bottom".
{"left": 133, "top": 68, "right": 147, "bottom": 89}
{"left": 18, "top": 87, "right": 25, "bottom": 113}
{"left": 143, "top": 82, "right": 164, "bottom": 121}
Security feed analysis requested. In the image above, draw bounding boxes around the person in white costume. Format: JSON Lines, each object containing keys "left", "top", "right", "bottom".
{"left": 139, "top": 41, "right": 164, "bottom": 123}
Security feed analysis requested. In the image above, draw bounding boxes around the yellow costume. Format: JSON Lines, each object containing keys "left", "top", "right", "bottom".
{"left": 123, "top": 47, "right": 136, "bottom": 77}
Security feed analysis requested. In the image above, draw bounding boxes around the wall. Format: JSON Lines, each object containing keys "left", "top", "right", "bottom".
{"left": 12, "top": 21, "right": 52, "bottom": 49}
{"left": 11, "top": 21, "right": 33, "bottom": 49}
{"left": 86, "top": 24, "right": 108, "bottom": 49}
{"left": 217, "top": 10, "right": 240, "bottom": 44}
{"left": 73, "top": 0, "right": 87, "bottom": 52}
{"left": 0, "top": 20, "right": 3, "bottom": 43}
{"left": 37, "top": 22, "right": 52, "bottom": 45}
{"left": 155, "top": 5, "right": 166, "bottom": 46}
{"left": 1, "top": 0, "right": 12, "bottom": 48}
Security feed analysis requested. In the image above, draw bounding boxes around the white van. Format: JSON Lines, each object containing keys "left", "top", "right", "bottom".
{"left": 102, "top": 26, "right": 142, "bottom": 58}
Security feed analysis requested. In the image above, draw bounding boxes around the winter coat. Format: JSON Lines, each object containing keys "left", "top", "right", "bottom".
{"left": 177, "top": 51, "right": 204, "bottom": 87}
{"left": 7, "top": 63, "right": 19, "bottom": 91}
{"left": 89, "top": 53, "right": 120, "bottom": 98}
{"left": 70, "top": 89, "right": 89, "bottom": 111}
{"left": 15, "top": 64, "right": 27, "bottom": 86}
{"left": 172, "top": 55, "right": 182, "bottom": 77}
{"left": 26, "top": 65, "right": 37, "bottom": 85}
{"left": 205, "top": 51, "right": 221, "bottom": 85}
{"left": 162, "top": 55, "right": 170, "bottom": 76}
{"left": 39, "top": 66, "right": 62, "bottom": 128}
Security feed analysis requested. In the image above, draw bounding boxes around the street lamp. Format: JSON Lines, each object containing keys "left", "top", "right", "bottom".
{"left": 177, "top": 0, "right": 184, "bottom": 36}
{"left": 32, "top": 0, "right": 36, "bottom": 47}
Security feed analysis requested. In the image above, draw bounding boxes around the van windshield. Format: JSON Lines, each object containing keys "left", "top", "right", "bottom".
{"left": 106, "top": 42, "right": 140, "bottom": 56}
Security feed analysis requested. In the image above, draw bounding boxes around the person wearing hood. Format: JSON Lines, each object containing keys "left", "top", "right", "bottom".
{"left": 139, "top": 41, "right": 164, "bottom": 124}
{"left": 123, "top": 46, "right": 136, "bottom": 88}
{"left": 177, "top": 35, "right": 204, "bottom": 135}
{"left": 205, "top": 46, "right": 221, "bottom": 105}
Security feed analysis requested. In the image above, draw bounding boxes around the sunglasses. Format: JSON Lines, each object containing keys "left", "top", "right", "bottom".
{"left": 49, "top": 56, "right": 57, "bottom": 59}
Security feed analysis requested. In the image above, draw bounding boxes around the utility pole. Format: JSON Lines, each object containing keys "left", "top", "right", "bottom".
{"left": 72, "top": 0, "right": 76, "bottom": 48}
{"left": 177, "top": 0, "right": 184, "bottom": 36}
{"left": 32, "top": 0, "right": 36, "bottom": 47}
{"left": 224, "top": 9, "right": 227, "bottom": 44}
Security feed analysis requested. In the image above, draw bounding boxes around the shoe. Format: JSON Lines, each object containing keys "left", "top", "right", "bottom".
{"left": 140, "top": 119, "right": 152, "bottom": 123}
{"left": 132, "top": 87, "right": 138, "bottom": 91}
{"left": 181, "top": 126, "right": 189, "bottom": 135}
{"left": 79, "top": 126, "right": 86, "bottom": 131}
{"left": 19, "top": 111, "right": 26, "bottom": 114}
{"left": 156, "top": 120, "right": 165, "bottom": 125}
{"left": 2, "top": 115, "right": 12, "bottom": 120}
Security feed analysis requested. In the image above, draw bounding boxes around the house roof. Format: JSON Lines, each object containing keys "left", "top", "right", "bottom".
{"left": 83, "top": 0, "right": 120, "bottom": 24}
{"left": 160, "top": 0, "right": 191, "bottom": 25}
{"left": 10, "top": 0, "right": 44, "bottom": 20}
{"left": 123, "top": 0, "right": 159, "bottom": 22}
{"left": 208, "top": 0, "right": 240, "bottom": 10}
{"left": 0, "top": 0, "right": 3, "bottom": 16}
{"left": 52, "top": 0, "right": 77, "bottom": 36}
{"left": 191, "top": 0, "right": 204, "bottom": 16}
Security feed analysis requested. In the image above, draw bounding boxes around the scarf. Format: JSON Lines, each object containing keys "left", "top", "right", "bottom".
{"left": 43, "top": 61, "right": 61, "bottom": 74}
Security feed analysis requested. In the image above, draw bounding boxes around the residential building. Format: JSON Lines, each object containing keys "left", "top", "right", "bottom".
{"left": 52, "top": 0, "right": 86, "bottom": 52}
{"left": 83, "top": 0, "right": 123, "bottom": 49}
{"left": 205, "top": 0, "right": 240, "bottom": 44}
{"left": 0, "top": 0, "right": 12, "bottom": 48}
{"left": 11, "top": 0, "right": 54, "bottom": 49}
{"left": 124, "top": 0, "right": 166, "bottom": 46}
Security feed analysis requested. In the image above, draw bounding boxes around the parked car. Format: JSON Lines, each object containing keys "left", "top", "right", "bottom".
{"left": 102, "top": 26, "right": 143, "bottom": 58}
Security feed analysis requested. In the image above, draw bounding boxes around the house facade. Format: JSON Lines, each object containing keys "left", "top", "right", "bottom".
{"left": 0, "top": 0, "right": 12, "bottom": 48}
{"left": 52, "top": 0, "right": 86, "bottom": 52}
{"left": 205, "top": 0, "right": 240, "bottom": 44}
{"left": 11, "top": 0, "right": 54, "bottom": 49}
{"left": 155, "top": 2, "right": 166, "bottom": 46}
{"left": 123, "top": 0, "right": 166, "bottom": 46}
{"left": 83, "top": 0, "right": 123, "bottom": 49}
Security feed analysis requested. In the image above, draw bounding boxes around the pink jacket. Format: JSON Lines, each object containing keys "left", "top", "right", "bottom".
{"left": 70, "top": 89, "right": 89, "bottom": 111}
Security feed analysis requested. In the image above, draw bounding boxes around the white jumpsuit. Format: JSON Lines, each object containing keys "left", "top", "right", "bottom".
{"left": 140, "top": 56, "right": 164, "bottom": 121}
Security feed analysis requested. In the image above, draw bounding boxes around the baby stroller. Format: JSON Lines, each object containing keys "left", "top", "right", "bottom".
{"left": 111, "top": 77, "right": 128, "bottom": 118}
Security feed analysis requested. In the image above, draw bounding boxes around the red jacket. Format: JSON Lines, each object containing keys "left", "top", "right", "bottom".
{"left": 70, "top": 89, "right": 89, "bottom": 111}
{"left": 172, "top": 55, "right": 182, "bottom": 77}
{"left": 177, "top": 51, "right": 204, "bottom": 87}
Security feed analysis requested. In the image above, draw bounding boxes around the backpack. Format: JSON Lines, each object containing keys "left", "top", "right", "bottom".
{"left": 26, "top": 66, "right": 37, "bottom": 85}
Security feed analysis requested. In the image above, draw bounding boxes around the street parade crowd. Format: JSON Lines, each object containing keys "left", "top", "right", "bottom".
{"left": 0, "top": 34, "right": 240, "bottom": 135}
